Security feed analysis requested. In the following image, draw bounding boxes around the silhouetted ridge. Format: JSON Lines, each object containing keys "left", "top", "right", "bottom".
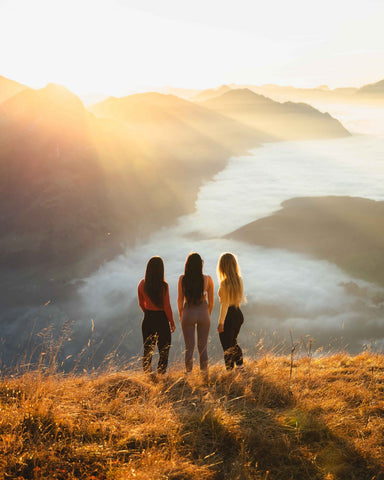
{"left": 202, "top": 87, "right": 350, "bottom": 140}
{"left": 0, "top": 75, "right": 29, "bottom": 103}
{"left": 1, "top": 83, "right": 87, "bottom": 123}
{"left": 357, "top": 78, "right": 384, "bottom": 96}
{"left": 0, "top": 86, "right": 261, "bottom": 278}
{"left": 90, "top": 91, "right": 267, "bottom": 147}
{"left": 228, "top": 196, "right": 384, "bottom": 287}
{"left": 193, "top": 84, "right": 232, "bottom": 102}
{"left": 206, "top": 88, "right": 275, "bottom": 106}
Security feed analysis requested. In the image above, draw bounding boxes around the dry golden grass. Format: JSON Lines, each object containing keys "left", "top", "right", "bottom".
{"left": 1, "top": 353, "right": 384, "bottom": 479}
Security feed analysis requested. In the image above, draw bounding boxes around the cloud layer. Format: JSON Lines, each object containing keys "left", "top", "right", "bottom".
{"left": 79, "top": 110, "right": 384, "bottom": 354}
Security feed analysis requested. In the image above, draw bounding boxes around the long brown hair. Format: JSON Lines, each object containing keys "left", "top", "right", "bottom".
{"left": 144, "top": 256, "right": 167, "bottom": 308}
{"left": 217, "top": 253, "right": 243, "bottom": 306}
{"left": 182, "top": 252, "right": 204, "bottom": 304}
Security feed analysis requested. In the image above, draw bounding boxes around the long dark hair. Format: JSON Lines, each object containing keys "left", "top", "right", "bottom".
{"left": 144, "top": 256, "right": 167, "bottom": 308}
{"left": 182, "top": 253, "right": 204, "bottom": 304}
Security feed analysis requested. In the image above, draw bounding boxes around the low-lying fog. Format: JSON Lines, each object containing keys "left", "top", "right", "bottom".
{"left": 79, "top": 104, "right": 384, "bottom": 356}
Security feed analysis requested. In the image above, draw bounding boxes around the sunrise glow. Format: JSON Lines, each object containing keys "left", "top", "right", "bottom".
{"left": 1, "top": 0, "right": 384, "bottom": 96}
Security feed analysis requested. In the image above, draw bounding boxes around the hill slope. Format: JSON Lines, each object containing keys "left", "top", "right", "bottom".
{"left": 0, "top": 75, "right": 29, "bottom": 103}
{"left": 193, "top": 84, "right": 232, "bottom": 102}
{"left": 1, "top": 354, "right": 383, "bottom": 479}
{"left": 89, "top": 91, "right": 265, "bottom": 149}
{"left": 202, "top": 88, "right": 350, "bottom": 140}
{"left": 228, "top": 196, "right": 384, "bottom": 287}
{"left": 357, "top": 78, "right": 384, "bottom": 97}
{"left": 0, "top": 84, "right": 144, "bottom": 272}
{"left": 0, "top": 86, "right": 261, "bottom": 278}
{"left": 233, "top": 83, "right": 359, "bottom": 105}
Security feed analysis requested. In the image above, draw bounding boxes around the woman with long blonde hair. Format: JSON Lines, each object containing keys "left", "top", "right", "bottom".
{"left": 217, "top": 252, "right": 244, "bottom": 370}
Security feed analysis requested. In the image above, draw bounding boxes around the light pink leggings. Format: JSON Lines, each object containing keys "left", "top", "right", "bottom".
{"left": 181, "top": 301, "right": 210, "bottom": 371}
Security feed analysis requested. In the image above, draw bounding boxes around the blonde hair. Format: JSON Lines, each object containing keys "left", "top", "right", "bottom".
{"left": 217, "top": 253, "right": 243, "bottom": 307}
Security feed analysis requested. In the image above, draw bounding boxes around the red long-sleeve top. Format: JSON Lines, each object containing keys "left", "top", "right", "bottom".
{"left": 137, "top": 279, "right": 175, "bottom": 327}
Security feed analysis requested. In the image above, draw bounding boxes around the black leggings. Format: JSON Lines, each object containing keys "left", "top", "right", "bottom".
{"left": 219, "top": 306, "right": 244, "bottom": 370}
{"left": 142, "top": 310, "right": 171, "bottom": 374}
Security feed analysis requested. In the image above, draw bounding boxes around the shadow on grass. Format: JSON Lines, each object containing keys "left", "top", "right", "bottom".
{"left": 3, "top": 361, "right": 383, "bottom": 480}
{"left": 277, "top": 406, "right": 384, "bottom": 480}
{"left": 160, "top": 365, "right": 384, "bottom": 480}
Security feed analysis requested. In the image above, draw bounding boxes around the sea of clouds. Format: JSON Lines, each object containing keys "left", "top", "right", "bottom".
{"left": 78, "top": 104, "right": 384, "bottom": 355}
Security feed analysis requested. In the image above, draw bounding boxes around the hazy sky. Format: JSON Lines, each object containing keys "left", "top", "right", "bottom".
{"left": 1, "top": 0, "right": 383, "bottom": 96}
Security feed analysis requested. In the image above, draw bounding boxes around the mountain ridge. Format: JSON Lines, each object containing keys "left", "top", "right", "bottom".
{"left": 0, "top": 75, "right": 29, "bottom": 103}
{"left": 201, "top": 88, "right": 350, "bottom": 140}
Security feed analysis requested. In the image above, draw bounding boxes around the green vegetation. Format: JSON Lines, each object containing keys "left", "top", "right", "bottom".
{"left": 1, "top": 353, "right": 383, "bottom": 479}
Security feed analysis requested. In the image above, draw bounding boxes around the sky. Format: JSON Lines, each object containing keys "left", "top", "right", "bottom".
{"left": 1, "top": 0, "right": 384, "bottom": 96}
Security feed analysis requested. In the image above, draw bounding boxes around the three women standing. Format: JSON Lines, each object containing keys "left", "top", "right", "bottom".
{"left": 178, "top": 253, "right": 214, "bottom": 372}
{"left": 138, "top": 252, "right": 244, "bottom": 374}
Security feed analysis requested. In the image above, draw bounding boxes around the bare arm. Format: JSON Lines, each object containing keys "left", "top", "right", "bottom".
{"left": 177, "top": 276, "right": 184, "bottom": 321}
{"left": 206, "top": 275, "right": 214, "bottom": 315}
{"left": 163, "top": 284, "right": 176, "bottom": 333}
{"left": 217, "top": 285, "right": 228, "bottom": 333}
{"left": 137, "top": 280, "right": 145, "bottom": 313}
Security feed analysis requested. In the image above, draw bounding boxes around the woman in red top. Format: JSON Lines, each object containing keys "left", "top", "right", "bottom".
{"left": 138, "top": 256, "right": 175, "bottom": 374}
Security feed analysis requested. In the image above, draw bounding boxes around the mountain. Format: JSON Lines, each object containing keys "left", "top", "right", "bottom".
{"left": 0, "top": 86, "right": 266, "bottom": 290}
{"left": 0, "top": 88, "right": 214, "bottom": 275}
{"left": 157, "top": 86, "right": 202, "bottom": 99}
{"left": 0, "top": 84, "right": 129, "bottom": 273}
{"left": 235, "top": 83, "right": 359, "bottom": 104}
{"left": 79, "top": 92, "right": 110, "bottom": 106}
{"left": 0, "top": 85, "right": 267, "bottom": 365}
{"left": 193, "top": 84, "right": 232, "bottom": 102}
{"left": 201, "top": 89, "right": 350, "bottom": 140}
{"left": 0, "top": 75, "right": 29, "bottom": 103}
{"left": 89, "top": 91, "right": 265, "bottom": 152}
{"left": 232, "top": 80, "right": 384, "bottom": 105}
{"left": 357, "top": 78, "right": 384, "bottom": 97}
{"left": 0, "top": 85, "right": 351, "bottom": 302}
{"left": 227, "top": 196, "right": 384, "bottom": 287}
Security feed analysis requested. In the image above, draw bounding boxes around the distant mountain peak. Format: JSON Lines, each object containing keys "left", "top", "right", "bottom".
{"left": 2, "top": 83, "right": 86, "bottom": 121}
{"left": 200, "top": 85, "right": 349, "bottom": 140}
{"left": 94, "top": 91, "right": 187, "bottom": 112}
{"left": 193, "top": 84, "right": 232, "bottom": 102}
{"left": 358, "top": 78, "right": 384, "bottom": 95}
{"left": 0, "top": 75, "right": 29, "bottom": 103}
{"left": 45, "top": 82, "right": 72, "bottom": 92}
{"left": 39, "top": 83, "right": 85, "bottom": 109}
{"left": 205, "top": 88, "right": 273, "bottom": 105}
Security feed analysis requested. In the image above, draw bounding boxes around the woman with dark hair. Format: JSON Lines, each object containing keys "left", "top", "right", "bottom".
{"left": 177, "top": 253, "right": 214, "bottom": 372}
{"left": 138, "top": 256, "right": 175, "bottom": 374}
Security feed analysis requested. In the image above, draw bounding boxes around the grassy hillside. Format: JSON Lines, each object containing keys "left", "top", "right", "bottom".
{"left": 1, "top": 353, "right": 383, "bottom": 479}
